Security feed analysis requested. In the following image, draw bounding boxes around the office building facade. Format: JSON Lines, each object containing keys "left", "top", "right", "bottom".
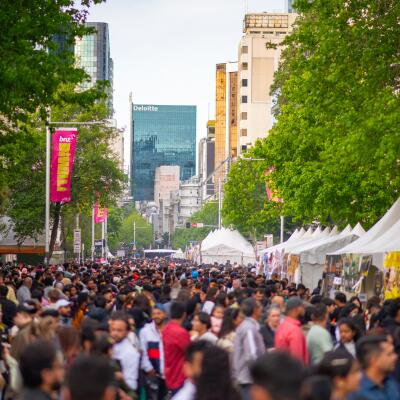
{"left": 131, "top": 104, "right": 196, "bottom": 201}
{"left": 74, "top": 22, "right": 113, "bottom": 112}
{"left": 198, "top": 120, "right": 215, "bottom": 200}
{"left": 286, "top": 0, "right": 295, "bottom": 13}
{"left": 154, "top": 166, "right": 180, "bottom": 208}
{"left": 237, "top": 13, "right": 296, "bottom": 154}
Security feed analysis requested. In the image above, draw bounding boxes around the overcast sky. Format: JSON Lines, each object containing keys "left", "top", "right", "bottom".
{"left": 87, "top": 0, "right": 286, "bottom": 168}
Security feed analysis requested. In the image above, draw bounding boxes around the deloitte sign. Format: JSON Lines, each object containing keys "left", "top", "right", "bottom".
{"left": 133, "top": 105, "right": 159, "bottom": 112}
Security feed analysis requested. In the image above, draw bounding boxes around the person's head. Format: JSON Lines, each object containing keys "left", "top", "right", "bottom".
{"left": 266, "top": 306, "right": 281, "bottom": 330}
{"left": 195, "top": 344, "right": 237, "bottom": 400}
{"left": 170, "top": 301, "right": 187, "bottom": 323}
{"left": 64, "top": 355, "right": 115, "bottom": 400}
{"left": 23, "top": 277, "right": 33, "bottom": 288}
{"left": 14, "top": 301, "right": 36, "bottom": 327}
{"left": 232, "top": 279, "right": 241, "bottom": 290}
{"left": 285, "top": 297, "right": 305, "bottom": 320}
{"left": 322, "top": 298, "right": 336, "bottom": 314}
{"left": 271, "top": 295, "right": 285, "bottom": 311}
{"left": 109, "top": 311, "right": 130, "bottom": 343}
{"left": 192, "top": 312, "right": 211, "bottom": 335}
{"left": 211, "top": 304, "right": 225, "bottom": 319}
{"left": 357, "top": 335, "right": 398, "bottom": 376}
{"left": 250, "top": 352, "right": 304, "bottom": 400}
{"left": 335, "top": 292, "right": 347, "bottom": 307}
{"left": 300, "top": 375, "right": 332, "bottom": 400}
{"left": 254, "top": 288, "right": 265, "bottom": 303}
{"left": 241, "top": 298, "right": 262, "bottom": 321}
{"left": 183, "top": 340, "right": 212, "bottom": 381}
{"left": 311, "top": 303, "right": 328, "bottom": 325}
{"left": 152, "top": 305, "right": 167, "bottom": 327}
{"left": 19, "top": 340, "right": 64, "bottom": 393}
{"left": 219, "top": 307, "right": 243, "bottom": 338}
{"left": 55, "top": 299, "right": 72, "bottom": 317}
{"left": 318, "top": 349, "right": 361, "bottom": 397}
{"left": 338, "top": 318, "right": 358, "bottom": 344}
{"left": 0, "top": 285, "right": 8, "bottom": 298}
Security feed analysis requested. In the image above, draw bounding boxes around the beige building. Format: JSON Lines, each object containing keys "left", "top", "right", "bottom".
{"left": 238, "top": 13, "right": 297, "bottom": 154}
{"left": 154, "top": 166, "right": 180, "bottom": 208}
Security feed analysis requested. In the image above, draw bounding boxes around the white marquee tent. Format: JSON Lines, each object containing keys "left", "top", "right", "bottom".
{"left": 200, "top": 228, "right": 256, "bottom": 265}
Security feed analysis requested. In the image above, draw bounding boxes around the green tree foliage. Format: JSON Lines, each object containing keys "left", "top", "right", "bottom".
{"left": 223, "top": 158, "right": 281, "bottom": 243}
{"left": 119, "top": 210, "right": 153, "bottom": 249}
{"left": 171, "top": 202, "right": 219, "bottom": 250}
{"left": 256, "top": 0, "right": 400, "bottom": 228}
{"left": 0, "top": 0, "right": 104, "bottom": 122}
{"left": 4, "top": 84, "right": 126, "bottom": 257}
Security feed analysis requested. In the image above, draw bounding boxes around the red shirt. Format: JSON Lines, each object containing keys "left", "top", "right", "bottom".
{"left": 275, "top": 316, "right": 309, "bottom": 365}
{"left": 162, "top": 320, "right": 191, "bottom": 390}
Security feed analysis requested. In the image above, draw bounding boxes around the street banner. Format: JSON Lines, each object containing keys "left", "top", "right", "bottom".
{"left": 94, "top": 203, "right": 108, "bottom": 224}
{"left": 264, "top": 167, "right": 283, "bottom": 203}
{"left": 50, "top": 128, "right": 78, "bottom": 203}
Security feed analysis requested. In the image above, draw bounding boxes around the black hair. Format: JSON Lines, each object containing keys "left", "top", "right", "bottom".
{"left": 335, "top": 292, "right": 347, "bottom": 305}
{"left": 19, "top": 340, "right": 57, "bottom": 388}
{"left": 310, "top": 295, "right": 323, "bottom": 305}
{"left": 241, "top": 298, "right": 259, "bottom": 317}
{"left": 219, "top": 307, "right": 241, "bottom": 339}
{"left": 356, "top": 335, "right": 388, "bottom": 369}
{"left": 67, "top": 355, "right": 114, "bottom": 400}
{"left": 170, "top": 301, "right": 187, "bottom": 319}
{"left": 250, "top": 352, "right": 304, "bottom": 400}
{"left": 338, "top": 318, "right": 360, "bottom": 341}
{"left": 196, "top": 345, "right": 239, "bottom": 400}
{"left": 318, "top": 349, "right": 354, "bottom": 378}
{"left": 0, "top": 285, "right": 8, "bottom": 297}
{"left": 109, "top": 311, "right": 130, "bottom": 330}
{"left": 196, "top": 312, "right": 211, "bottom": 329}
{"left": 94, "top": 295, "right": 107, "bottom": 309}
{"left": 311, "top": 303, "right": 327, "bottom": 322}
{"left": 300, "top": 375, "right": 332, "bottom": 400}
{"left": 184, "top": 340, "right": 212, "bottom": 362}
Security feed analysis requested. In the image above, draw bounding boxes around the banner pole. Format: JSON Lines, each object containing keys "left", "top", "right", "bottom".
{"left": 91, "top": 207, "right": 95, "bottom": 261}
{"left": 44, "top": 115, "right": 51, "bottom": 266}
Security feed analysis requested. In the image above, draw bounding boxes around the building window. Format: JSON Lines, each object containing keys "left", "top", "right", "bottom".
{"left": 241, "top": 129, "right": 247, "bottom": 137}
{"left": 241, "top": 45, "right": 248, "bottom": 54}
{"left": 241, "top": 112, "right": 248, "bottom": 120}
{"left": 242, "top": 62, "right": 248, "bottom": 70}
{"left": 242, "top": 79, "right": 248, "bottom": 87}
{"left": 241, "top": 96, "right": 248, "bottom": 104}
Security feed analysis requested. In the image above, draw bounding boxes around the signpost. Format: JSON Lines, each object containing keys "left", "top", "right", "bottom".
{"left": 73, "top": 229, "right": 81, "bottom": 262}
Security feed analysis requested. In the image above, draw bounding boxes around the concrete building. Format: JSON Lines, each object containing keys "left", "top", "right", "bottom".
{"left": 154, "top": 166, "right": 180, "bottom": 208}
{"left": 179, "top": 177, "right": 202, "bottom": 223}
{"left": 198, "top": 120, "right": 216, "bottom": 200}
{"left": 215, "top": 62, "right": 238, "bottom": 185}
{"left": 237, "top": 13, "right": 297, "bottom": 153}
{"left": 74, "top": 22, "right": 113, "bottom": 113}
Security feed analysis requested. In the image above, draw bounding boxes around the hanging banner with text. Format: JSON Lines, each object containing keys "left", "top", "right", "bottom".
{"left": 94, "top": 203, "right": 108, "bottom": 224}
{"left": 50, "top": 128, "right": 78, "bottom": 203}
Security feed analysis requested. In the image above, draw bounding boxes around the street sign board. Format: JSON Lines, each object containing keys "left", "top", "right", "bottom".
{"left": 73, "top": 229, "right": 81, "bottom": 254}
{"left": 117, "top": 250, "right": 125, "bottom": 257}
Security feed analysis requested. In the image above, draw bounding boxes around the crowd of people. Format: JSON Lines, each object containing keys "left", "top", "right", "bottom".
{"left": 0, "top": 258, "right": 398, "bottom": 400}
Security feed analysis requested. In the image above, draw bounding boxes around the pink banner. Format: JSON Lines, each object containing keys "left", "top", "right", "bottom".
{"left": 94, "top": 203, "right": 108, "bottom": 224}
{"left": 50, "top": 128, "right": 78, "bottom": 203}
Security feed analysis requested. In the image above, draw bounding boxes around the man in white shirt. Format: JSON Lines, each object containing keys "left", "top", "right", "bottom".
{"left": 109, "top": 311, "right": 140, "bottom": 392}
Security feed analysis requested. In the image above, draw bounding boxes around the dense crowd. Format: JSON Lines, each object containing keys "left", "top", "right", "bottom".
{"left": 0, "top": 258, "right": 398, "bottom": 400}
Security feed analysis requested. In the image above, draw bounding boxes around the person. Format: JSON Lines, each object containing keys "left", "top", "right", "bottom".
{"left": 210, "top": 304, "right": 224, "bottom": 336}
{"left": 250, "top": 352, "right": 304, "bottom": 400}
{"left": 335, "top": 318, "right": 359, "bottom": 358}
{"left": 109, "top": 311, "right": 140, "bottom": 393}
{"left": 191, "top": 312, "right": 218, "bottom": 344}
{"left": 217, "top": 308, "right": 243, "bottom": 354}
{"left": 275, "top": 296, "right": 309, "bottom": 364}
{"left": 140, "top": 304, "right": 167, "bottom": 400}
{"left": 172, "top": 340, "right": 211, "bottom": 400}
{"left": 162, "top": 301, "right": 191, "bottom": 394}
{"left": 55, "top": 299, "right": 72, "bottom": 326}
{"left": 18, "top": 339, "right": 64, "bottom": 400}
{"left": 350, "top": 335, "right": 400, "bottom": 400}
{"left": 0, "top": 285, "right": 17, "bottom": 328}
{"left": 260, "top": 306, "right": 281, "bottom": 350}
{"left": 300, "top": 376, "right": 332, "bottom": 400}
{"left": 306, "top": 303, "right": 333, "bottom": 364}
{"left": 17, "top": 277, "right": 32, "bottom": 304}
{"left": 195, "top": 344, "right": 240, "bottom": 400}
{"left": 318, "top": 349, "right": 361, "bottom": 400}
{"left": 233, "top": 298, "right": 265, "bottom": 400}
{"left": 64, "top": 355, "right": 116, "bottom": 400}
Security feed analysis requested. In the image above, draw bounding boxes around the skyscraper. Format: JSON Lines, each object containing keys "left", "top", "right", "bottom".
{"left": 237, "top": 13, "right": 296, "bottom": 154}
{"left": 198, "top": 120, "right": 216, "bottom": 200}
{"left": 74, "top": 22, "right": 113, "bottom": 112}
{"left": 215, "top": 62, "right": 238, "bottom": 182}
{"left": 131, "top": 104, "right": 196, "bottom": 201}
{"left": 286, "top": 0, "right": 294, "bottom": 13}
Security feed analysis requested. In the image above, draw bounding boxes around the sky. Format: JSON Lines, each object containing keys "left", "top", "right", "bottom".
{"left": 86, "top": 0, "right": 286, "bottom": 169}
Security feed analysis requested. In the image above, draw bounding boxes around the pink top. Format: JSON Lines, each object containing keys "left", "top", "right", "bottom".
{"left": 275, "top": 316, "right": 309, "bottom": 365}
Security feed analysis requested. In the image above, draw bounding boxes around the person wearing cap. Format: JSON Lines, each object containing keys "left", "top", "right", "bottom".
{"left": 140, "top": 304, "right": 167, "bottom": 399}
{"left": 54, "top": 299, "right": 72, "bottom": 326}
{"left": 275, "top": 296, "right": 309, "bottom": 365}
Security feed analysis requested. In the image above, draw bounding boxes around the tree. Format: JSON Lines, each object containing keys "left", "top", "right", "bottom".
{"left": 223, "top": 158, "right": 282, "bottom": 244}
{"left": 119, "top": 210, "right": 153, "bottom": 250}
{"left": 253, "top": 0, "right": 400, "bottom": 228}
{"left": 4, "top": 84, "right": 126, "bottom": 258}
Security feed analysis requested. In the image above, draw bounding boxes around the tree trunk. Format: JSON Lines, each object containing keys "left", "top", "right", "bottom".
{"left": 49, "top": 202, "right": 61, "bottom": 261}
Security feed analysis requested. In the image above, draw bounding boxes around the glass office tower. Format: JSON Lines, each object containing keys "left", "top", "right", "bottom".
{"left": 131, "top": 104, "right": 196, "bottom": 201}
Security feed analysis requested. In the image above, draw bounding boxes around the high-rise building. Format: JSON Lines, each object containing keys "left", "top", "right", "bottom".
{"left": 237, "top": 13, "right": 296, "bottom": 154}
{"left": 154, "top": 166, "right": 180, "bottom": 208}
{"left": 74, "top": 22, "right": 113, "bottom": 112}
{"left": 215, "top": 62, "right": 238, "bottom": 182}
{"left": 198, "top": 120, "right": 216, "bottom": 200}
{"left": 131, "top": 104, "right": 196, "bottom": 201}
{"left": 286, "top": 0, "right": 294, "bottom": 13}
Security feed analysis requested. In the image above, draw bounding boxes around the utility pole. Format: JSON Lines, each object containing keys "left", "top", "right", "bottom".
{"left": 91, "top": 207, "right": 95, "bottom": 261}
{"left": 218, "top": 178, "right": 222, "bottom": 229}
